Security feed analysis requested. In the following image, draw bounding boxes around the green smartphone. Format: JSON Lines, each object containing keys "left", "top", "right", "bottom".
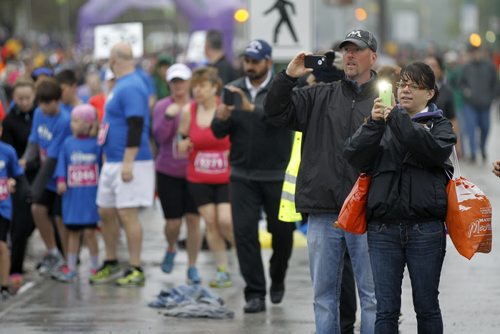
{"left": 378, "top": 81, "right": 392, "bottom": 106}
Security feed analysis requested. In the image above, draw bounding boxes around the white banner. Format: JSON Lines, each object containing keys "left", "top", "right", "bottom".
{"left": 94, "top": 22, "right": 144, "bottom": 59}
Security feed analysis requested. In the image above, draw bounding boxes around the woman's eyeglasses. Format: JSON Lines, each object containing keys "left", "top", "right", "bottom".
{"left": 395, "top": 81, "right": 427, "bottom": 91}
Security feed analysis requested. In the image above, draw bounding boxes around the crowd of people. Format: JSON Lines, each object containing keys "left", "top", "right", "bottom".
{"left": 0, "top": 26, "right": 499, "bottom": 334}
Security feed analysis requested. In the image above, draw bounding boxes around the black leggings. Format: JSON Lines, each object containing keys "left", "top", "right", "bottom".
{"left": 10, "top": 190, "right": 36, "bottom": 274}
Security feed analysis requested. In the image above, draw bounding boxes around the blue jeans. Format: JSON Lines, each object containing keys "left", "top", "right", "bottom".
{"left": 367, "top": 221, "right": 446, "bottom": 334}
{"left": 462, "top": 103, "right": 491, "bottom": 159}
{"left": 307, "top": 213, "right": 376, "bottom": 334}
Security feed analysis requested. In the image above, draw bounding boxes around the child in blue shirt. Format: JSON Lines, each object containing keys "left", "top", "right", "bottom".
{"left": 52, "top": 104, "right": 102, "bottom": 282}
{"left": 21, "top": 78, "right": 72, "bottom": 276}
{"left": 0, "top": 123, "right": 27, "bottom": 300}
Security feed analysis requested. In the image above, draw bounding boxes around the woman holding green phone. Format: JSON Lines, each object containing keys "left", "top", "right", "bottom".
{"left": 343, "top": 62, "right": 457, "bottom": 333}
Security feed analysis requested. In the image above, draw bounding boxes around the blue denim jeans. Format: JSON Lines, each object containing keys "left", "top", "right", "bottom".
{"left": 307, "top": 213, "right": 376, "bottom": 334}
{"left": 367, "top": 221, "right": 446, "bottom": 334}
{"left": 462, "top": 103, "right": 491, "bottom": 159}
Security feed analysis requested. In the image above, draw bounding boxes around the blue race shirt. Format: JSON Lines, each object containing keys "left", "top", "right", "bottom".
{"left": 135, "top": 67, "right": 156, "bottom": 97}
{"left": 59, "top": 102, "right": 73, "bottom": 116}
{"left": 102, "top": 71, "right": 152, "bottom": 162}
{"left": 55, "top": 136, "right": 102, "bottom": 225}
{"left": 28, "top": 107, "right": 72, "bottom": 191}
{"left": 0, "top": 142, "right": 24, "bottom": 220}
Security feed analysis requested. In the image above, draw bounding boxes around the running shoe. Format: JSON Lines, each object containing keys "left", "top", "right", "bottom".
{"left": 52, "top": 265, "right": 78, "bottom": 283}
{"left": 161, "top": 251, "right": 176, "bottom": 273}
{"left": 187, "top": 266, "right": 201, "bottom": 285}
{"left": 9, "top": 274, "right": 23, "bottom": 287}
{"left": 115, "top": 267, "right": 145, "bottom": 287}
{"left": 38, "top": 253, "right": 64, "bottom": 276}
{"left": 0, "top": 289, "right": 11, "bottom": 302}
{"left": 209, "top": 267, "right": 232, "bottom": 288}
{"left": 89, "top": 262, "right": 122, "bottom": 285}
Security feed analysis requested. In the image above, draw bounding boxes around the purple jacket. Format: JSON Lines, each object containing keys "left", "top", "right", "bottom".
{"left": 152, "top": 97, "right": 190, "bottom": 178}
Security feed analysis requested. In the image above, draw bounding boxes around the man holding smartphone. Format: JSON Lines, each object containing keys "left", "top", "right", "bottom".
{"left": 264, "top": 30, "right": 378, "bottom": 334}
{"left": 211, "top": 39, "right": 295, "bottom": 314}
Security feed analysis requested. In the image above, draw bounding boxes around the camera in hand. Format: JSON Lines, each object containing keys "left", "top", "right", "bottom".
{"left": 222, "top": 87, "right": 235, "bottom": 106}
{"left": 304, "top": 55, "right": 328, "bottom": 69}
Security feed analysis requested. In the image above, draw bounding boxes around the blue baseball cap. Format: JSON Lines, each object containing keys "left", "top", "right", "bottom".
{"left": 243, "top": 39, "right": 272, "bottom": 61}
{"left": 31, "top": 67, "right": 54, "bottom": 80}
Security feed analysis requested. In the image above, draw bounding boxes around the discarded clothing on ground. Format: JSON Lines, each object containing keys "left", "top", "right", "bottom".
{"left": 148, "top": 284, "right": 234, "bottom": 319}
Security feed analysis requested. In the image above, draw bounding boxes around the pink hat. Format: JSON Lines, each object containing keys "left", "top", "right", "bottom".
{"left": 72, "top": 104, "right": 97, "bottom": 124}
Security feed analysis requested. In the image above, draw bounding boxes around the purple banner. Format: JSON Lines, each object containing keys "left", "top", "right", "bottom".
{"left": 78, "top": 0, "right": 245, "bottom": 60}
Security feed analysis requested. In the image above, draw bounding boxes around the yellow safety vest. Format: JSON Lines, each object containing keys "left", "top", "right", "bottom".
{"left": 278, "top": 131, "right": 303, "bottom": 222}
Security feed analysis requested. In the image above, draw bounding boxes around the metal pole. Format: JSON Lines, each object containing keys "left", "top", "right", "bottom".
{"left": 379, "top": 0, "right": 387, "bottom": 51}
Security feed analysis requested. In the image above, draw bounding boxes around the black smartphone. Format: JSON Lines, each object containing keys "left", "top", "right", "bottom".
{"left": 304, "top": 55, "right": 327, "bottom": 69}
{"left": 222, "top": 87, "right": 235, "bottom": 106}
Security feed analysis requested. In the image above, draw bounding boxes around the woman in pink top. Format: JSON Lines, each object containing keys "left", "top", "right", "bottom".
{"left": 178, "top": 67, "right": 234, "bottom": 288}
{"left": 152, "top": 64, "right": 201, "bottom": 285}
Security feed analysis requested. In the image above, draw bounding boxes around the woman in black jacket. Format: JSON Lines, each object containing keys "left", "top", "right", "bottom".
{"left": 344, "top": 62, "right": 456, "bottom": 334}
{"left": 2, "top": 77, "right": 38, "bottom": 287}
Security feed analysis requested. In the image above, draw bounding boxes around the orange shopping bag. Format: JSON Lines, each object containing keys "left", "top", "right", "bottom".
{"left": 445, "top": 148, "right": 492, "bottom": 259}
{"left": 333, "top": 173, "right": 372, "bottom": 234}
{"left": 446, "top": 175, "right": 492, "bottom": 259}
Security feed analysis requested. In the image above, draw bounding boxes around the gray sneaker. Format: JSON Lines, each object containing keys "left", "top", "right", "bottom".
{"left": 0, "top": 289, "right": 11, "bottom": 302}
{"left": 38, "top": 253, "right": 65, "bottom": 276}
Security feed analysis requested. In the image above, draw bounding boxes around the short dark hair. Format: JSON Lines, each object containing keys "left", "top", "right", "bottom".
{"left": 56, "top": 69, "right": 78, "bottom": 86}
{"left": 206, "top": 30, "right": 224, "bottom": 50}
{"left": 427, "top": 54, "right": 445, "bottom": 72}
{"left": 400, "top": 62, "right": 439, "bottom": 105}
{"left": 36, "top": 78, "right": 62, "bottom": 103}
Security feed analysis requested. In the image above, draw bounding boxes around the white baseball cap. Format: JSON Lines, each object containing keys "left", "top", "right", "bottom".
{"left": 166, "top": 63, "right": 192, "bottom": 82}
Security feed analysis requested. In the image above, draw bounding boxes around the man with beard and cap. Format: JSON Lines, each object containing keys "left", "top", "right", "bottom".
{"left": 264, "top": 29, "right": 378, "bottom": 333}
{"left": 211, "top": 39, "right": 295, "bottom": 313}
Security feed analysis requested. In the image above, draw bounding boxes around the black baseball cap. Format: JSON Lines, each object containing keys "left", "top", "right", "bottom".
{"left": 339, "top": 30, "right": 377, "bottom": 52}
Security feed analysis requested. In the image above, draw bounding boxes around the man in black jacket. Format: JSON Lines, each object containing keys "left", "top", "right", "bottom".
{"left": 205, "top": 29, "right": 238, "bottom": 85}
{"left": 211, "top": 39, "right": 294, "bottom": 313}
{"left": 264, "top": 30, "right": 378, "bottom": 334}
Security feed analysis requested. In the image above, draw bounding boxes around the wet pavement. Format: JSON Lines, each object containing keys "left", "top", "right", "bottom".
{"left": 1, "top": 113, "right": 500, "bottom": 333}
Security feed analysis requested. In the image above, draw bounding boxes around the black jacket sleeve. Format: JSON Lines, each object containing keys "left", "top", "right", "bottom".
{"left": 387, "top": 108, "right": 456, "bottom": 167}
{"left": 211, "top": 115, "right": 232, "bottom": 139}
{"left": 344, "top": 117, "right": 386, "bottom": 172}
{"left": 264, "top": 71, "right": 313, "bottom": 131}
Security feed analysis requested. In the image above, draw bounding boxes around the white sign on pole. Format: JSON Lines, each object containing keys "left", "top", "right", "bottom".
{"left": 249, "top": 0, "right": 313, "bottom": 61}
{"left": 185, "top": 30, "right": 208, "bottom": 64}
{"left": 94, "top": 22, "right": 144, "bottom": 59}
{"left": 393, "top": 11, "right": 419, "bottom": 43}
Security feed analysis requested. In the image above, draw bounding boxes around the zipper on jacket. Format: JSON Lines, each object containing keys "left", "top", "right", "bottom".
{"left": 348, "top": 99, "right": 355, "bottom": 131}
{"left": 341, "top": 98, "right": 357, "bottom": 198}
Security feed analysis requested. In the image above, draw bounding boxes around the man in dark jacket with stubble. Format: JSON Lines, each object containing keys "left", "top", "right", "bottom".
{"left": 264, "top": 30, "right": 378, "bottom": 334}
{"left": 211, "top": 39, "right": 294, "bottom": 314}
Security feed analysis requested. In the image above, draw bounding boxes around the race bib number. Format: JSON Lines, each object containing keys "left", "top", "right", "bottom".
{"left": 68, "top": 164, "right": 98, "bottom": 187}
{"left": 194, "top": 151, "right": 228, "bottom": 174}
{"left": 0, "top": 178, "right": 9, "bottom": 201}
{"left": 97, "top": 122, "right": 109, "bottom": 145}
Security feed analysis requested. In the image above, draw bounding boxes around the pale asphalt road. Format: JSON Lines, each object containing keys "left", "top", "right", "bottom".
{"left": 0, "top": 111, "right": 499, "bottom": 333}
